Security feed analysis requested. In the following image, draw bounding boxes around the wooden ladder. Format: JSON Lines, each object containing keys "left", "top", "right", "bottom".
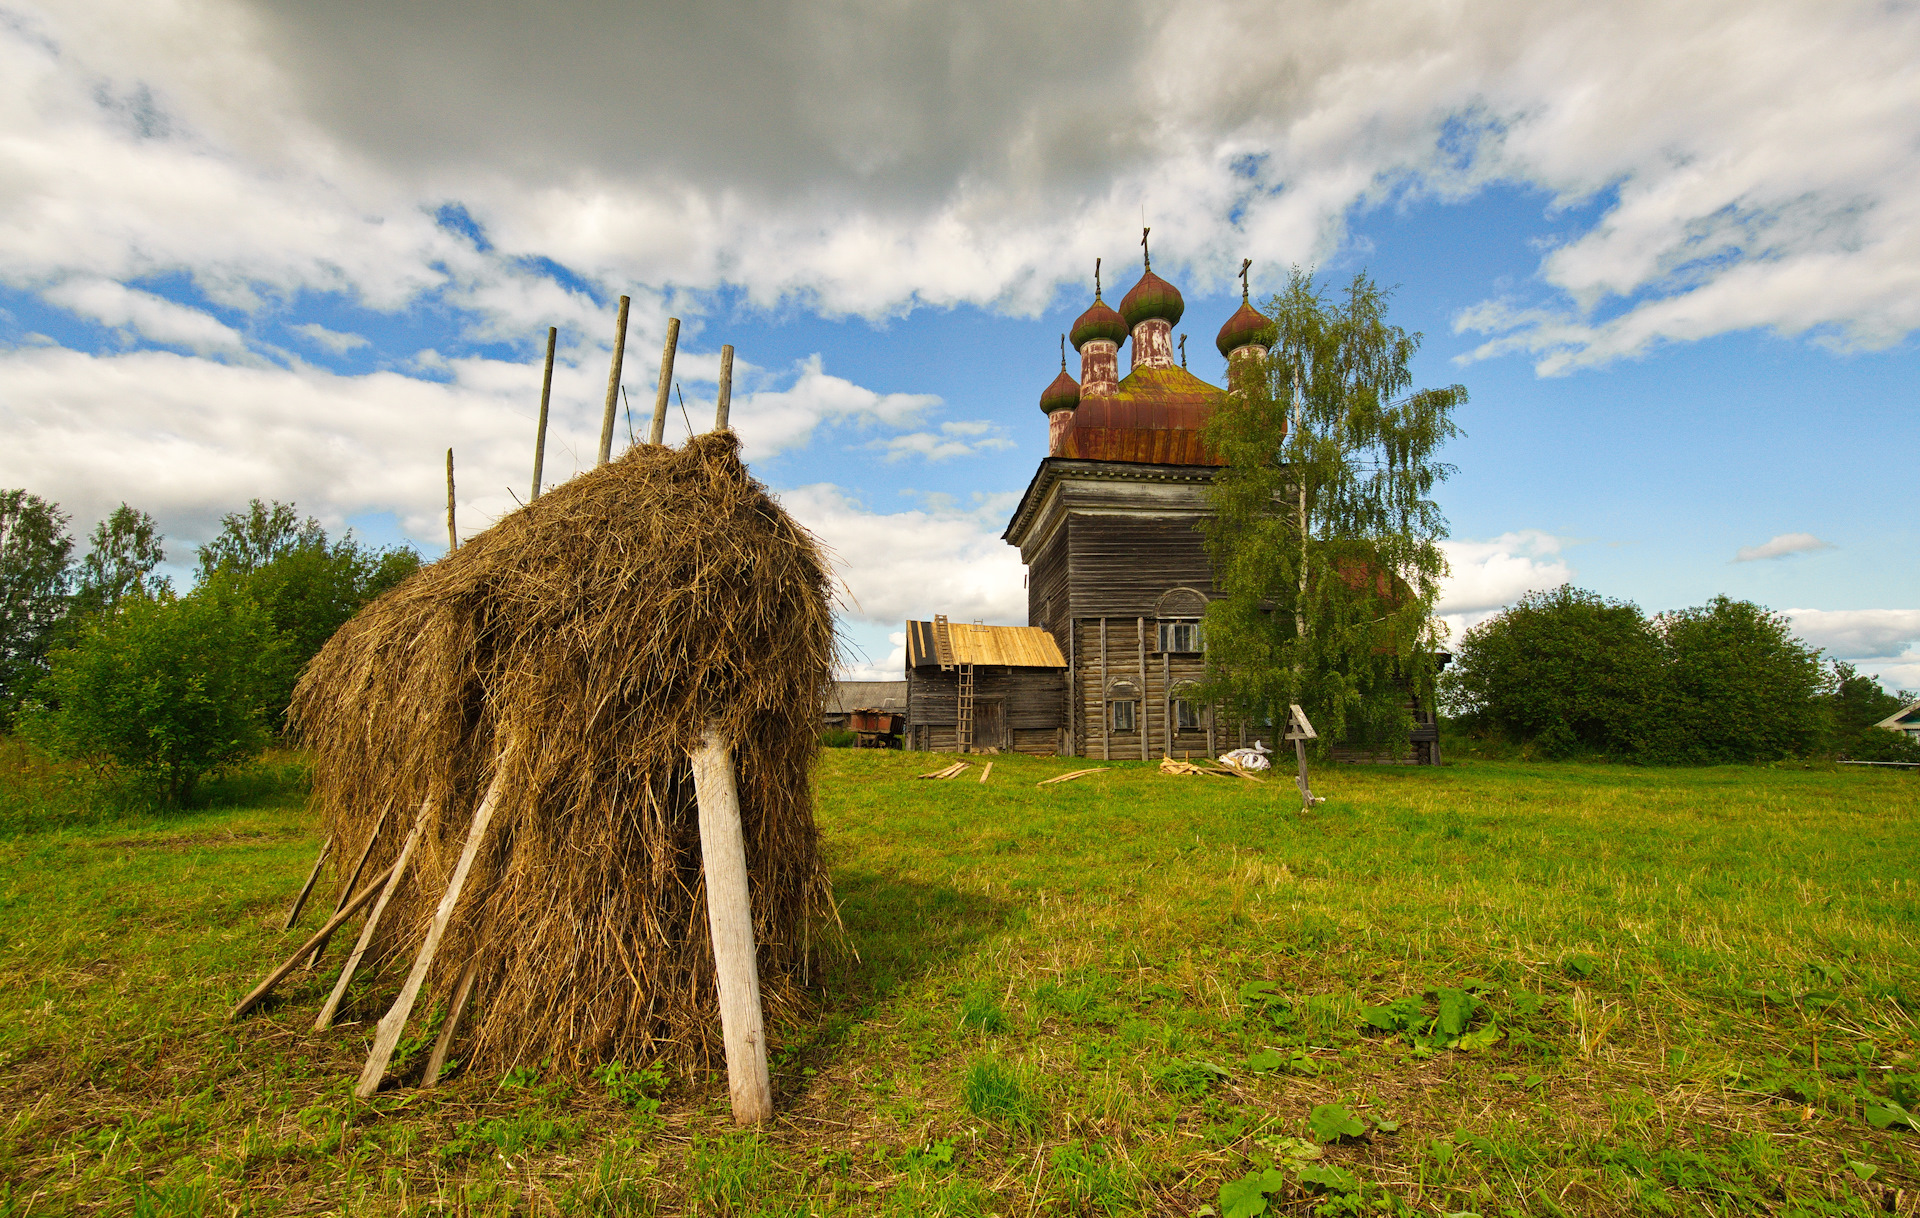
{"left": 932, "top": 614, "right": 956, "bottom": 670}
{"left": 956, "top": 662, "right": 975, "bottom": 754}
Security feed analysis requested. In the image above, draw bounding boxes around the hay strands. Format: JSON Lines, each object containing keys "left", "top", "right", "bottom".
{"left": 917, "top": 761, "right": 973, "bottom": 779}
{"left": 230, "top": 859, "right": 402, "bottom": 1020}
{"left": 356, "top": 765, "right": 507, "bottom": 1099}
{"left": 315, "top": 803, "right": 429, "bottom": 1032}
{"left": 281, "top": 835, "right": 333, "bottom": 930}
{"left": 1036, "top": 767, "right": 1106, "bottom": 787}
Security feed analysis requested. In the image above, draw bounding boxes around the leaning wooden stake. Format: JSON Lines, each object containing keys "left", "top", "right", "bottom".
{"left": 713, "top": 344, "right": 735, "bottom": 431}
{"left": 690, "top": 726, "right": 772, "bottom": 1124}
{"left": 646, "top": 318, "right": 682, "bottom": 446}
{"left": 1286, "top": 703, "right": 1324, "bottom": 813}
{"left": 531, "top": 325, "right": 556, "bottom": 498}
{"left": 597, "top": 296, "right": 632, "bottom": 466}
{"left": 229, "top": 859, "right": 400, "bottom": 1020}
{"left": 316, "top": 809, "right": 429, "bottom": 1031}
{"left": 304, "top": 805, "right": 391, "bottom": 970}
{"left": 282, "top": 836, "right": 332, "bottom": 931}
{"left": 355, "top": 768, "right": 507, "bottom": 1099}
{"left": 422, "top": 955, "right": 482, "bottom": 1088}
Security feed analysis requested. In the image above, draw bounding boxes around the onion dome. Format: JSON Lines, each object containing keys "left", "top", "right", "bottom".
{"left": 1070, "top": 297, "right": 1128, "bottom": 349}
{"left": 1039, "top": 368, "right": 1081, "bottom": 415}
{"left": 1040, "top": 333, "right": 1081, "bottom": 413}
{"left": 1216, "top": 299, "right": 1269, "bottom": 356}
{"left": 1119, "top": 268, "right": 1185, "bottom": 329}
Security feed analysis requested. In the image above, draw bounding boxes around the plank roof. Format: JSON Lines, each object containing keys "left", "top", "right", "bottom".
{"left": 905, "top": 620, "right": 1067, "bottom": 670}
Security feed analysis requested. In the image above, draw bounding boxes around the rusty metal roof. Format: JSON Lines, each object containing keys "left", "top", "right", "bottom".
{"left": 1057, "top": 365, "right": 1228, "bottom": 465}
{"left": 905, "top": 620, "right": 1067, "bottom": 669}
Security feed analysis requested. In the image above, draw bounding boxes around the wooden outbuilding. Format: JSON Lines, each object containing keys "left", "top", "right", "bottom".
{"left": 903, "top": 618, "right": 1067, "bottom": 755}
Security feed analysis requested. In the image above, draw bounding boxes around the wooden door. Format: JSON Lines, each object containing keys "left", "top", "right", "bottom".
{"left": 975, "top": 699, "right": 1007, "bottom": 751}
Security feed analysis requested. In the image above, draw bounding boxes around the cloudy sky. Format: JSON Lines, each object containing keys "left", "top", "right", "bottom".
{"left": 3, "top": 0, "right": 1916, "bottom": 687}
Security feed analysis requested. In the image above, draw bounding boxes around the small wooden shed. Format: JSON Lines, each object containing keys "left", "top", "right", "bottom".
{"left": 903, "top": 617, "right": 1067, "bottom": 755}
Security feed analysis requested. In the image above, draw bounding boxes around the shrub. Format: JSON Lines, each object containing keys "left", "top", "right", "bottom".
{"left": 1652, "top": 597, "right": 1823, "bottom": 763}
{"left": 1440, "top": 585, "right": 1662, "bottom": 757}
{"left": 23, "top": 586, "right": 282, "bottom": 804}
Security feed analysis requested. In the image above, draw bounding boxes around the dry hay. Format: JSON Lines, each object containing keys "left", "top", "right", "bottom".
{"left": 290, "top": 432, "right": 835, "bottom": 1074}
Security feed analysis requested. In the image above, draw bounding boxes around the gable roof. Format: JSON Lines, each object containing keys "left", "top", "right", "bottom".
{"left": 824, "top": 680, "right": 908, "bottom": 714}
{"left": 905, "top": 620, "right": 1067, "bottom": 669}
{"left": 1873, "top": 699, "right": 1920, "bottom": 730}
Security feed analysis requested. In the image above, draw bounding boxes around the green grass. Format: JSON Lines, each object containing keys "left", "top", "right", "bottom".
{"left": 1, "top": 748, "right": 1916, "bottom": 1215}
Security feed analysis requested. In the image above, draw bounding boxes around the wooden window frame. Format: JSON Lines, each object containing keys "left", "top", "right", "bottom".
{"left": 1156, "top": 619, "right": 1204, "bottom": 654}
{"left": 1110, "top": 700, "right": 1136, "bottom": 732}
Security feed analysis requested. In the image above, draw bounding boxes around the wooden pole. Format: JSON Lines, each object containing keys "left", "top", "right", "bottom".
{"left": 305, "top": 804, "right": 391, "bottom": 970}
{"left": 316, "top": 810, "right": 429, "bottom": 1031}
{"left": 356, "top": 767, "right": 508, "bottom": 1099}
{"left": 282, "top": 836, "right": 332, "bottom": 931}
{"left": 1065, "top": 618, "right": 1076, "bottom": 757}
{"left": 713, "top": 344, "right": 735, "bottom": 431}
{"left": 647, "top": 318, "right": 682, "bottom": 446}
{"left": 422, "top": 956, "right": 482, "bottom": 1088}
{"left": 445, "top": 449, "right": 456, "bottom": 551}
{"left": 1100, "top": 618, "right": 1109, "bottom": 761}
{"left": 690, "top": 725, "right": 772, "bottom": 1124}
{"left": 597, "top": 296, "right": 631, "bottom": 466}
{"left": 1137, "top": 617, "right": 1149, "bottom": 762}
{"left": 531, "top": 325, "right": 556, "bottom": 498}
{"left": 229, "top": 859, "right": 399, "bottom": 1020}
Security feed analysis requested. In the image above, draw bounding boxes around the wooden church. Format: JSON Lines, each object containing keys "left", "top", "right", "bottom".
{"left": 903, "top": 238, "right": 1440, "bottom": 764}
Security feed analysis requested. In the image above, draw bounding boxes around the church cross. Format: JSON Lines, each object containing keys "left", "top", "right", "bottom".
{"left": 1141, "top": 226, "right": 1152, "bottom": 271}
{"left": 1239, "top": 258, "right": 1252, "bottom": 301}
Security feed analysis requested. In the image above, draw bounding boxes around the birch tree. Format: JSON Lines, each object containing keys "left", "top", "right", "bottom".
{"left": 1202, "top": 269, "right": 1465, "bottom": 750}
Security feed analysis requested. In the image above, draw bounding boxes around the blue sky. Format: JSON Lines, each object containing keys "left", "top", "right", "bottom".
{"left": 3, "top": 0, "right": 1916, "bottom": 687}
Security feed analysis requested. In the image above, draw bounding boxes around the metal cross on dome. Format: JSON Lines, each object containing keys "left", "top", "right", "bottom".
{"left": 1141, "top": 226, "right": 1151, "bottom": 271}
{"left": 1240, "top": 258, "right": 1252, "bottom": 301}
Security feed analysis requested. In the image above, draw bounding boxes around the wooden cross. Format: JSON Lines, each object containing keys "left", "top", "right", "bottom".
{"left": 1285, "top": 703, "right": 1325, "bottom": 813}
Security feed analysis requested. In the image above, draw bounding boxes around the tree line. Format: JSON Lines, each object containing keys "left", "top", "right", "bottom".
{"left": 1441, "top": 585, "right": 1920, "bottom": 764}
{"left": 0, "top": 489, "right": 419, "bottom": 802}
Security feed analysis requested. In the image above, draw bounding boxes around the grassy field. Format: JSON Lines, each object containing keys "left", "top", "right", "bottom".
{"left": 1, "top": 749, "right": 1916, "bottom": 1216}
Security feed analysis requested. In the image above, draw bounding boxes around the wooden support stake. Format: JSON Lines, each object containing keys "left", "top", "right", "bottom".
{"left": 305, "top": 805, "right": 391, "bottom": 970}
{"left": 690, "top": 726, "right": 772, "bottom": 1125}
{"left": 646, "top": 318, "right": 682, "bottom": 446}
{"left": 282, "top": 835, "right": 332, "bottom": 931}
{"left": 422, "top": 956, "right": 481, "bottom": 1088}
{"left": 355, "top": 769, "right": 507, "bottom": 1099}
{"left": 713, "top": 344, "right": 734, "bottom": 431}
{"left": 445, "top": 449, "right": 456, "bottom": 551}
{"left": 229, "top": 859, "right": 400, "bottom": 1020}
{"left": 531, "top": 325, "right": 556, "bottom": 498}
{"left": 317, "top": 809, "right": 429, "bottom": 1031}
{"left": 597, "top": 296, "right": 631, "bottom": 465}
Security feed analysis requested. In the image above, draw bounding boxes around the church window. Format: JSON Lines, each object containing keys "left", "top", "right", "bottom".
{"left": 1175, "top": 699, "right": 1201, "bottom": 730}
{"left": 1158, "top": 620, "right": 1203, "bottom": 653}
{"left": 1111, "top": 700, "right": 1136, "bottom": 732}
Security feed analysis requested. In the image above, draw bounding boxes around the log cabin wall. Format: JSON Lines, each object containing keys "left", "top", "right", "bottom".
{"left": 905, "top": 666, "right": 1066, "bottom": 756}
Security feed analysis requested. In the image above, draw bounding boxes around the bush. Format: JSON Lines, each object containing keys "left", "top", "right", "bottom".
{"left": 1652, "top": 597, "right": 1823, "bottom": 763}
{"left": 820, "top": 728, "right": 857, "bottom": 748}
{"left": 1440, "top": 586, "right": 1662, "bottom": 757}
{"left": 23, "top": 586, "right": 283, "bottom": 804}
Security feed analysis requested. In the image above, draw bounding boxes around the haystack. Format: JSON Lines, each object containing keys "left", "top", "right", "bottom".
{"left": 285, "top": 431, "right": 835, "bottom": 1080}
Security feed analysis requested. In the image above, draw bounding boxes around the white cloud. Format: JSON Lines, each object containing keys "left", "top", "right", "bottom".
{"left": 291, "top": 322, "right": 368, "bottom": 353}
{"left": 869, "top": 420, "right": 1016, "bottom": 463}
{"left": 1783, "top": 609, "right": 1920, "bottom": 661}
{"left": 1430, "top": 530, "right": 1575, "bottom": 646}
{"left": 776, "top": 484, "right": 1025, "bottom": 629}
{"left": 2, "top": 0, "right": 1914, "bottom": 366}
{"left": 42, "top": 278, "right": 246, "bottom": 353}
{"left": 1734, "top": 532, "right": 1834, "bottom": 562}
{"left": 731, "top": 355, "right": 941, "bottom": 460}
{"left": 837, "top": 630, "right": 909, "bottom": 682}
